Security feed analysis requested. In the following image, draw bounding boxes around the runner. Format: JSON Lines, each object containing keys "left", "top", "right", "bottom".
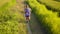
{"left": 25, "top": 5, "right": 31, "bottom": 22}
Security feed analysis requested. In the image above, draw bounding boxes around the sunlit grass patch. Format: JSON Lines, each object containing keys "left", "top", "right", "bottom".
{"left": 0, "top": 0, "right": 16, "bottom": 10}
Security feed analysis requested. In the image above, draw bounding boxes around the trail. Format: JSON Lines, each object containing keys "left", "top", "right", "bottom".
{"left": 30, "top": 14, "right": 44, "bottom": 34}
{"left": 16, "top": 0, "right": 45, "bottom": 34}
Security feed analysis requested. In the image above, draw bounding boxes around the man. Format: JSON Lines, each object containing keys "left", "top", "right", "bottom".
{"left": 25, "top": 5, "right": 31, "bottom": 22}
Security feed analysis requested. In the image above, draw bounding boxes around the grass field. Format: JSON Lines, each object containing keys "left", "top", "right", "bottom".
{"left": 38, "top": 0, "right": 60, "bottom": 11}
{"left": 54, "top": 0, "right": 60, "bottom": 2}
{"left": 0, "top": 0, "right": 19, "bottom": 34}
{"left": 26, "top": 0, "right": 60, "bottom": 34}
{"left": 0, "top": 0, "right": 27, "bottom": 34}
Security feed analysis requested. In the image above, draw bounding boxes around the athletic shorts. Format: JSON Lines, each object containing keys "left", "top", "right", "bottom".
{"left": 25, "top": 14, "right": 30, "bottom": 17}
{"left": 25, "top": 15, "right": 29, "bottom": 17}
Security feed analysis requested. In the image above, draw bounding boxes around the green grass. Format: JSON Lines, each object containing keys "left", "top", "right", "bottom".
{"left": 0, "top": 0, "right": 26, "bottom": 34}
{"left": 0, "top": 0, "right": 16, "bottom": 10}
{"left": 26, "top": 0, "right": 60, "bottom": 34}
{"left": 0, "top": 0, "right": 20, "bottom": 34}
{"left": 38, "top": 0, "right": 60, "bottom": 11}
{"left": 19, "top": 23, "right": 27, "bottom": 34}
{"left": 54, "top": 0, "right": 60, "bottom": 2}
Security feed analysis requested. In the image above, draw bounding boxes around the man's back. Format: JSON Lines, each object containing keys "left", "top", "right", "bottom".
{"left": 25, "top": 8, "right": 31, "bottom": 16}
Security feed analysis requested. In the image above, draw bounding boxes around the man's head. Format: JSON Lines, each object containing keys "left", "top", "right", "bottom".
{"left": 25, "top": 5, "right": 29, "bottom": 8}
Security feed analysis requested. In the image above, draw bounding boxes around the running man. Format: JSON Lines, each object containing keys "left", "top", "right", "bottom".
{"left": 25, "top": 5, "right": 31, "bottom": 22}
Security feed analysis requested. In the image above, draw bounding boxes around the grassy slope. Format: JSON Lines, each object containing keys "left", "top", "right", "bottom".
{"left": 27, "top": 0, "right": 60, "bottom": 34}
{"left": 54, "top": 0, "right": 60, "bottom": 2}
{"left": 0, "top": 0, "right": 19, "bottom": 34}
{"left": 16, "top": 0, "right": 28, "bottom": 34}
{"left": 0, "top": 0, "right": 28, "bottom": 34}
{"left": 38, "top": 0, "right": 60, "bottom": 10}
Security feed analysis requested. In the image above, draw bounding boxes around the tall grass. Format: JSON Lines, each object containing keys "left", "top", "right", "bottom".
{"left": 0, "top": 0, "right": 20, "bottom": 34}
{"left": 38, "top": 0, "right": 60, "bottom": 11}
{"left": 54, "top": 0, "right": 60, "bottom": 2}
{"left": 27, "top": 0, "right": 60, "bottom": 34}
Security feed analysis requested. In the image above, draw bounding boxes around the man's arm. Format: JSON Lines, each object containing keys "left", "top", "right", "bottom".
{"left": 29, "top": 8, "right": 31, "bottom": 16}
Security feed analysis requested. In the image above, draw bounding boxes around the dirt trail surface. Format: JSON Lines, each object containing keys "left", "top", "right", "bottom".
{"left": 30, "top": 14, "right": 44, "bottom": 34}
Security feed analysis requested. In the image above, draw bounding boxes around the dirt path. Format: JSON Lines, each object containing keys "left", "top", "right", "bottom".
{"left": 30, "top": 13, "right": 44, "bottom": 34}
{"left": 27, "top": 22, "right": 32, "bottom": 34}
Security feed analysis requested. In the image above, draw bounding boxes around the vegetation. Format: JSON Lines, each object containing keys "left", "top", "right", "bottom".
{"left": 0, "top": 0, "right": 20, "bottom": 34}
{"left": 38, "top": 0, "right": 60, "bottom": 11}
{"left": 54, "top": 0, "right": 60, "bottom": 2}
{"left": 26, "top": 0, "right": 60, "bottom": 34}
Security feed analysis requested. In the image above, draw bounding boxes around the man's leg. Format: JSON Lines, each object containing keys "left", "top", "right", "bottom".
{"left": 26, "top": 17, "right": 29, "bottom": 23}
{"left": 29, "top": 16, "right": 30, "bottom": 21}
